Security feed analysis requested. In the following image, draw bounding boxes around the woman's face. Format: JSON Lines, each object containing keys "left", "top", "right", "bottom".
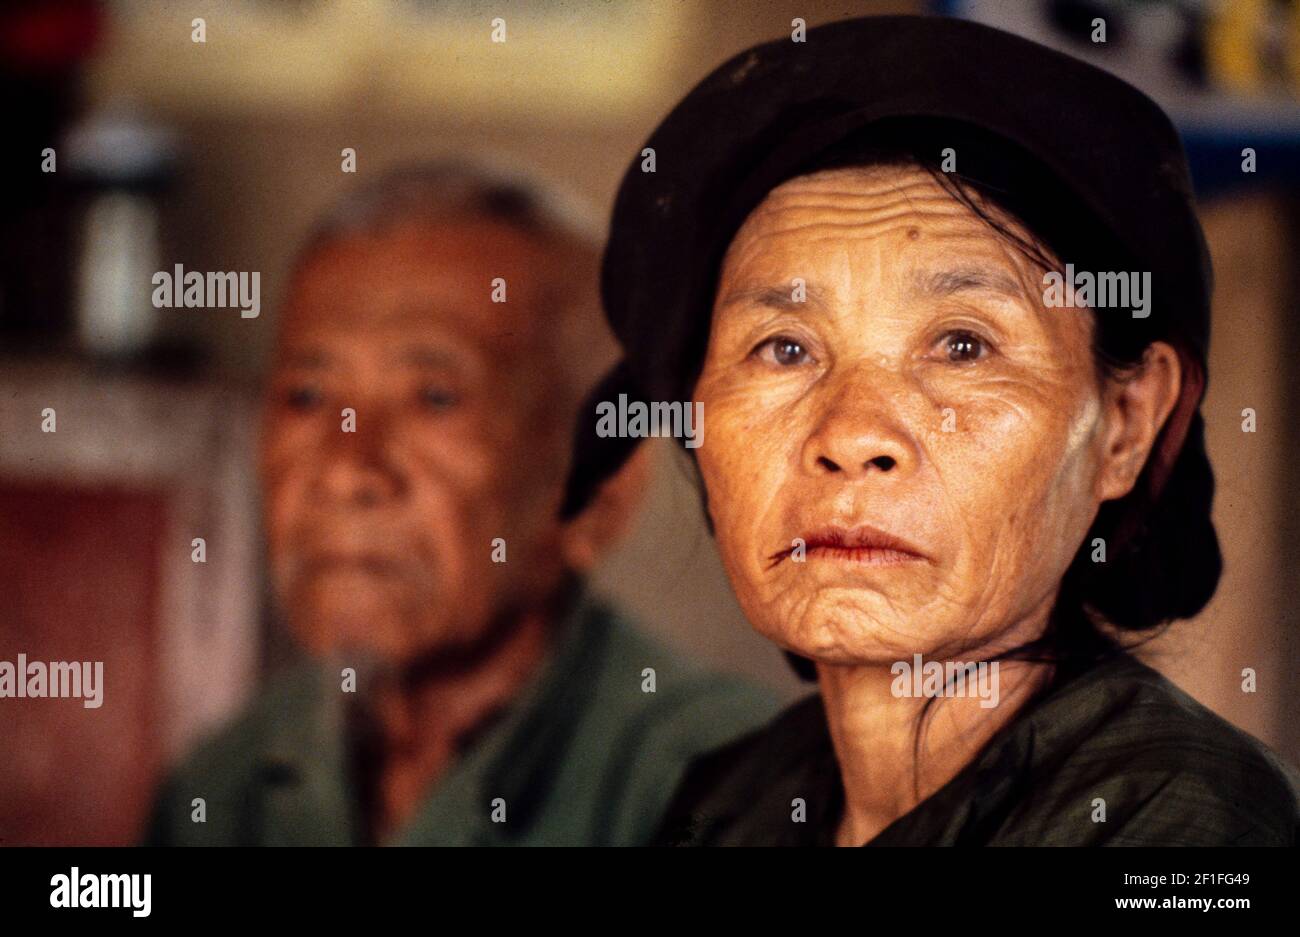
{"left": 694, "top": 164, "right": 1144, "bottom": 665}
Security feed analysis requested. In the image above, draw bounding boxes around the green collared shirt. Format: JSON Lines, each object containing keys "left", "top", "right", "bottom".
{"left": 144, "top": 594, "right": 779, "bottom": 846}
{"left": 657, "top": 653, "right": 1300, "bottom": 846}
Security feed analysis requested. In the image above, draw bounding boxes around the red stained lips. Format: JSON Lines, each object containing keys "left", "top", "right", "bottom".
{"left": 769, "top": 524, "right": 928, "bottom": 568}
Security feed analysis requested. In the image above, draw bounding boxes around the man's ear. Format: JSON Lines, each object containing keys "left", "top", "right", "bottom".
{"left": 1095, "top": 341, "right": 1183, "bottom": 503}
{"left": 560, "top": 442, "right": 653, "bottom": 573}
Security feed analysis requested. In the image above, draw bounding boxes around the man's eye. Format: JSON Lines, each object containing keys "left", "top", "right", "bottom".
{"left": 285, "top": 385, "right": 323, "bottom": 410}
{"left": 753, "top": 336, "right": 810, "bottom": 366}
{"left": 417, "top": 386, "right": 459, "bottom": 411}
{"left": 940, "top": 330, "right": 988, "bottom": 363}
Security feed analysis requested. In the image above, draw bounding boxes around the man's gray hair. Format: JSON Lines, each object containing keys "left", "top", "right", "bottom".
{"left": 300, "top": 158, "right": 605, "bottom": 259}
{"left": 291, "top": 157, "right": 618, "bottom": 414}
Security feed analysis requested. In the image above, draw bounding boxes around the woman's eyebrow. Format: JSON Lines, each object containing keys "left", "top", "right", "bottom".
{"left": 716, "top": 283, "right": 829, "bottom": 314}
{"left": 913, "top": 266, "right": 1025, "bottom": 300}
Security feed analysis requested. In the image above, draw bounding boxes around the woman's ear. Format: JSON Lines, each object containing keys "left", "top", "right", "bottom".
{"left": 559, "top": 442, "right": 653, "bottom": 574}
{"left": 1095, "top": 341, "right": 1183, "bottom": 503}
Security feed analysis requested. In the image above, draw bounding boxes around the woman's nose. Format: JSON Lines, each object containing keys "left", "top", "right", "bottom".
{"left": 800, "top": 374, "right": 917, "bottom": 479}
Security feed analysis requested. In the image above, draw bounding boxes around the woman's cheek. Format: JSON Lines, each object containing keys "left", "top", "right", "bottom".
{"left": 935, "top": 377, "right": 1065, "bottom": 463}
{"left": 941, "top": 390, "right": 1089, "bottom": 576}
{"left": 698, "top": 388, "right": 785, "bottom": 567}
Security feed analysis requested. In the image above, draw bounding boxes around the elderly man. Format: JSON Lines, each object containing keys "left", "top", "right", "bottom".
{"left": 144, "top": 163, "right": 777, "bottom": 846}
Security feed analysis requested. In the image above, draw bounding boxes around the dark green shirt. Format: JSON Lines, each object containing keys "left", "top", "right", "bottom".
{"left": 656, "top": 653, "right": 1300, "bottom": 846}
{"left": 145, "top": 594, "right": 779, "bottom": 846}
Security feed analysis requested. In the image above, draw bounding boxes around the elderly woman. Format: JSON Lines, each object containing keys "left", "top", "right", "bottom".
{"left": 563, "top": 16, "right": 1299, "bottom": 845}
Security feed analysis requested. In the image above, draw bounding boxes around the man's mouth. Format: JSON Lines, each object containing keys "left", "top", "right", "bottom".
{"left": 302, "top": 551, "right": 407, "bottom": 577}
{"left": 767, "top": 524, "right": 928, "bottom": 568}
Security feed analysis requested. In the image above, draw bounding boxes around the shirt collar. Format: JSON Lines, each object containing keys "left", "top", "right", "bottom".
{"left": 254, "top": 586, "right": 612, "bottom": 844}
{"left": 443, "top": 586, "right": 613, "bottom": 837}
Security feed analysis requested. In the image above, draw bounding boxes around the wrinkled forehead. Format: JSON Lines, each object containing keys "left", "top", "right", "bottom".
{"left": 727, "top": 163, "right": 1047, "bottom": 265}
{"left": 278, "top": 216, "right": 570, "bottom": 349}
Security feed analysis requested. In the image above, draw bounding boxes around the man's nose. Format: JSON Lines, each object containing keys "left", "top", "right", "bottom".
{"left": 316, "top": 406, "right": 407, "bottom": 506}
{"left": 800, "top": 366, "right": 919, "bottom": 479}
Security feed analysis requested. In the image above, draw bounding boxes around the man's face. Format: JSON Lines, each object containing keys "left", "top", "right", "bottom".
{"left": 261, "top": 217, "right": 578, "bottom": 666}
{"left": 694, "top": 165, "right": 1119, "bottom": 665}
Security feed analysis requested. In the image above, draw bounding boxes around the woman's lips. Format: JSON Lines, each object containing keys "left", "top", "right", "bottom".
{"left": 768, "top": 524, "right": 928, "bottom": 568}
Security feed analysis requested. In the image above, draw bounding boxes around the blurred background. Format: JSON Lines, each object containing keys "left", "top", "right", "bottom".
{"left": 2, "top": 0, "right": 1298, "bottom": 845}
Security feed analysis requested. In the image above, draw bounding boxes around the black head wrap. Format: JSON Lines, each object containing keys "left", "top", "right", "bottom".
{"left": 565, "top": 14, "right": 1212, "bottom": 520}
{"left": 565, "top": 16, "right": 1221, "bottom": 685}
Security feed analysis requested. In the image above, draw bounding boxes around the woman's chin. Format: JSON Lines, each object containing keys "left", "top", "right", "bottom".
{"left": 752, "top": 595, "right": 948, "bottom": 668}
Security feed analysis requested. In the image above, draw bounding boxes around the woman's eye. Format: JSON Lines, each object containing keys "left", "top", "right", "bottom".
{"left": 940, "top": 330, "right": 987, "bottom": 363}
{"left": 284, "top": 385, "right": 323, "bottom": 410}
{"left": 753, "top": 336, "right": 810, "bottom": 366}
{"left": 417, "top": 386, "right": 459, "bottom": 411}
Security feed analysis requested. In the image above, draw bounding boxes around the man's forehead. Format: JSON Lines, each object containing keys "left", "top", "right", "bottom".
{"left": 275, "top": 335, "right": 470, "bottom": 370}
{"left": 276, "top": 303, "right": 544, "bottom": 363}
{"left": 294, "top": 222, "right": 553, "bottom": 291}
{"left": 283, "top": 227, "right": 562, "bottom": 334}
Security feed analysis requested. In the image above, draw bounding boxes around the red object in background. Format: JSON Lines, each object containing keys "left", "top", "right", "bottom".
{"left": 0, "top": 481, "right": 166, "bottom": 846}
{"left": 0, "top": 0, "right": 103, "bottom": 75}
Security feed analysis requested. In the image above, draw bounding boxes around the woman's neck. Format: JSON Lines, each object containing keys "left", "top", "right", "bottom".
{"left": 816, "top": 614, "right": 1056, "bottom": 846}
